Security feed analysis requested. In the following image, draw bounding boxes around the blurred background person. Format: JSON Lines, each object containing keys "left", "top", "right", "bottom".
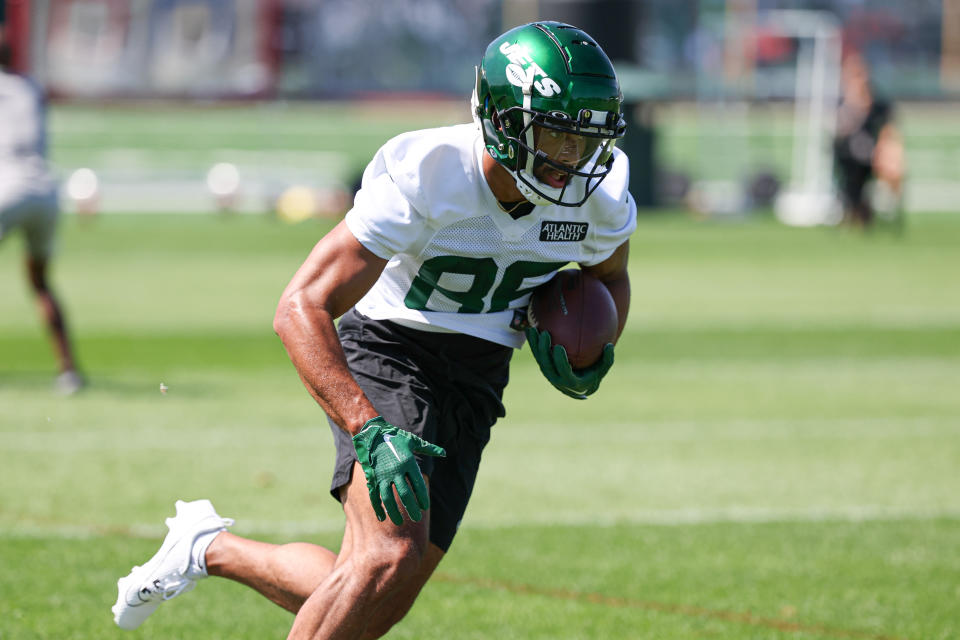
{"left": 0, "top": 29, "right": 83, "bottom": 394}
{"left": 833, "top": 50, "right": 906, "bottom": 229}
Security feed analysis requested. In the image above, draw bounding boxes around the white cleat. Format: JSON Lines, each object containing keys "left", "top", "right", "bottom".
{"left": 112, "top": 499, "right": 233, "bottom": 630}
{"left": 54, "top": 370, "right": 85, "bottom": 396}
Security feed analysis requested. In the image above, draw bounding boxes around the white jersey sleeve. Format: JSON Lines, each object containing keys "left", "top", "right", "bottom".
{"left": 577, "top": 148, "right": 637, "bottom": 266}
{"left": 345, "top": 168, "right": 427, "bottom": 260}
{"left": 343, "top": 124, "right": 636, "bottom": 349}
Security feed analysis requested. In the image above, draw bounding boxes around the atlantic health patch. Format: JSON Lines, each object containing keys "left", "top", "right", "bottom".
{"left": 539, "top": 221, "right": 589, "bottom": 242}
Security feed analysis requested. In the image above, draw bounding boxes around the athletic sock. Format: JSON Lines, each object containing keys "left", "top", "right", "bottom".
{"left": 187, "top": 529, "right": 224, "bottom": 578}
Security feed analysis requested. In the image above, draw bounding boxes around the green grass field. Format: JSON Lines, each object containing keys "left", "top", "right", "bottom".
{"left": 1, "top": 209, "right": 958, "bottom": 639}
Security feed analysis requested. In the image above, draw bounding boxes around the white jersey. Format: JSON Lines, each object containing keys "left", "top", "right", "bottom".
{"left": 345, "top": 123, "right": 636, "bottom": 349}
{"left": 0, "top": 71, "right": 59, "bottom": 258}
{"left": 0, "top": 71, "right": 55, "bottom": 196}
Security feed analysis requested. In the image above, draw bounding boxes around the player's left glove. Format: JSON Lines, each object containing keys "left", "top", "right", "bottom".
{"left": 352, "top": 417, "right": 446, "bottom": 526}
{"left": 525, "top": 326, "right": 614, "bottom": 400}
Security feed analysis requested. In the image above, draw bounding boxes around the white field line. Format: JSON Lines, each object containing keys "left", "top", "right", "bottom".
{"left": 4, "top": 504, "right": 959, "bottom": 540}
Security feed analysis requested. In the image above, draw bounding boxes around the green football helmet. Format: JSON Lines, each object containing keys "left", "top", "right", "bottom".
{"left": 472, "top": 21, "right": 626, "bottom": 207}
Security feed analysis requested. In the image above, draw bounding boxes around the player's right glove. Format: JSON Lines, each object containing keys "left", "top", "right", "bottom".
{"left": 352, "top": 417, "right": 446, "bottom": 526}
{"left": 525, "top": 326, "right": 614, "bottom": 400}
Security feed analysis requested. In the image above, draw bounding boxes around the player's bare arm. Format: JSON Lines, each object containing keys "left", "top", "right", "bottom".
{"left": 273, "top": 220, "right": 387, "bottom": 435}
{"left": 274, "top": 221, "right": 445, "bottom": 527}
{"left": 581, "top": 239, "right": 630, "bottom": 340}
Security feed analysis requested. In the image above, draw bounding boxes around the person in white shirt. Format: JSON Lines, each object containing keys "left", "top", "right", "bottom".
{"left": 114, "top": 21, "right": 636, "bottom": 639}
{"left": 0, "top": 31, "right": 83, "bottom": 394}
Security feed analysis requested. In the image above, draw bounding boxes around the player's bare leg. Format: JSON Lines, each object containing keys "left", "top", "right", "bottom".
{"left": 206, "top": 535, "right": 338, "bottom": 612}
{"left": 206, "top": 463, "right": 443, "bottom": 639}
{"left": 26, "top": 256, "right": 84, "bottom": 393}
{"left": 288, "top": 463, "right": 441, "bottom": 639}
{"left": 358, "top": 543, "right": 443, "bottom": 639}
{"left": 26, "top": 257, "right": 75, "bottom": 372}
{"left": 208, "top": 532, "right": 442, "bottom": 636}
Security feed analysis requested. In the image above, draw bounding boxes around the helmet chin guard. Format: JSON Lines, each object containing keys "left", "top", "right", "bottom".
{"left": 514, "top": 179, "right": 555, "bottom": 207}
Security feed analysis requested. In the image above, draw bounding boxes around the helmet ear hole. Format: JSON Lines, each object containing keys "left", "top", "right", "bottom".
{"left": 491, "top": 109, "right": 503, "bottom": 132}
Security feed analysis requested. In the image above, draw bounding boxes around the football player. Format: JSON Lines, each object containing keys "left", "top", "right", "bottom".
{"left": 0, "top": 31, "right": 83, "bottom": 394}
{"left": 114, "top": 21, "right": 635, "bottom": 638}
{"left": 833, "top": 51, "right": 905, "bottom": 228}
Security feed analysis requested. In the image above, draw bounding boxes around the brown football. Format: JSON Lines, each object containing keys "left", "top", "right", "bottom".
{"left": 527, "top": 269, "right": 618, "bottom": 369}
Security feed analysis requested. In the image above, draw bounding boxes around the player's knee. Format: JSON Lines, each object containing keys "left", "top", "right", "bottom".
{"left": 369, "top": 537, "right": 426, "bottom": 586}
{"left": 358, "top": 564, "right": 424, "bottom": 639}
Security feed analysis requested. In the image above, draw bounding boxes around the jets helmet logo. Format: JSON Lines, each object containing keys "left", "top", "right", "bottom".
{"left": 499, "top": 42, "right": 561, "bottom": 97}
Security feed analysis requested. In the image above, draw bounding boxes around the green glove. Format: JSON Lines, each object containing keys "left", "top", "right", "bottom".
{"left": 525, "top": 326, "right": 614, "bottom": 400}
{"left": 352, "top": 417, "right": 446, "bottom": 526}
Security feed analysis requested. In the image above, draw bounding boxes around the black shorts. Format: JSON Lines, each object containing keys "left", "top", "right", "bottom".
{"left": 329, "top": 308, "right": 513, "bottom": 552}
{"left": 836, "top": 159, "right": 873, "bottom": 207}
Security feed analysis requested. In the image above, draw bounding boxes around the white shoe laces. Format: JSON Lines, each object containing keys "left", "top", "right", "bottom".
{"left": 138, "top": 573, "right": 194, "bottom": 603}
